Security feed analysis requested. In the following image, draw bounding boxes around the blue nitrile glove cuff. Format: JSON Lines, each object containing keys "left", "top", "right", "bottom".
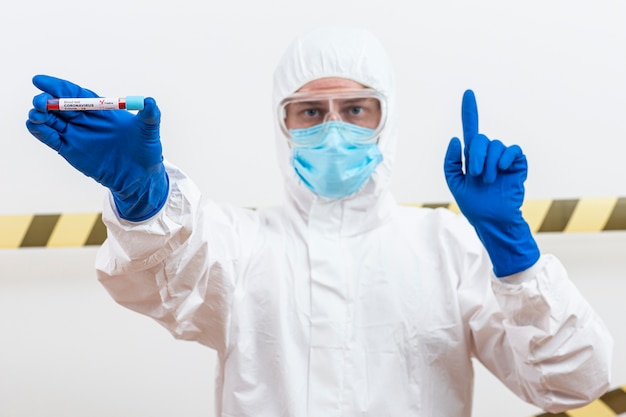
{"left": 112, "top": 164, "right": 169, "bottom": 222}
{"left": 472, "top": 217, "right": 540, "bottom": 277}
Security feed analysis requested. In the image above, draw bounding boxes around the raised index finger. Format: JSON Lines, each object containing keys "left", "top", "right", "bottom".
{"left": 461, "top": 89, "right": 479, "bottom": 149}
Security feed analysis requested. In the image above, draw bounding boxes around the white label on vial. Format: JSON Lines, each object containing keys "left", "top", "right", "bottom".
{"left": 58, "top": 98, "right": 118, "bottom": 111}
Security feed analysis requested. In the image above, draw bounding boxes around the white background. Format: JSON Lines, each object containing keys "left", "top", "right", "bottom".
{"left": 1, "top": 0, "right": 625, "bottom": 416}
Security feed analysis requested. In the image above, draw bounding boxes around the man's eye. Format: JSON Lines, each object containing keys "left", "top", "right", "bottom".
{"left": 304, "top": 109, "right": 320, "bottom": 117}
{"left": 349, "top": 106, "right": 364, "bottom": 115}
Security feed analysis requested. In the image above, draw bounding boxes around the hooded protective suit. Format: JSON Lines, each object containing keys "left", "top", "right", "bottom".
{"left": 96, "top": 26, "right": 612, "bottom": 417}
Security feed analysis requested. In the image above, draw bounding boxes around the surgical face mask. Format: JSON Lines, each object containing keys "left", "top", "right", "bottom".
{"left": 290, "top": 121, "right": 383, "bottom": 199}
{"left": 279, "top": 88, "right": 387, "bottom": 148}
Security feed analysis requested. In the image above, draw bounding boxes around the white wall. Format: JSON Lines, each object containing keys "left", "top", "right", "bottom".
{"left": 1, "top": 0, "right": 625, "bottom": 416}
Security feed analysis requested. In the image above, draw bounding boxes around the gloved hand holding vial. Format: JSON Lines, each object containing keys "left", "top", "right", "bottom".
{"left": 27, "top": 75, "right": 168, "bottom": 221}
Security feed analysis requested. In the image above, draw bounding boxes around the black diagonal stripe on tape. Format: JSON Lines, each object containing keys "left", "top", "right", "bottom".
{"left": 538, "top": 199, "right": 578, "bottom": 232}
{"left": 20, "top": 214, "right": 60, "bottom": 247}
{"left": 604, "top": 197, "right": 626, "bottom": 231}
{"left": 84, "top": 213, "right": 107, "bottom": 246}
{"left": 599, "top": 387, "right": 626, "bottom": 414}
{"left": 422, "top": 203, "right": 450, "bottom": 209}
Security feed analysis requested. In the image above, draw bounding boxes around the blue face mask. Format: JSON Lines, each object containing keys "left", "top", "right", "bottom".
{"left": 290, "top": 121, "right": 383, "bottom": 199}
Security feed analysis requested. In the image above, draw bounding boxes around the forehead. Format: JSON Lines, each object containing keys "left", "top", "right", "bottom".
{"left": 297, "top": 77, "right": 367, "bottom": 94}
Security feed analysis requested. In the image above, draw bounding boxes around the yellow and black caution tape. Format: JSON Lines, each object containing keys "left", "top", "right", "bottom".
{"left": 0, "top": 212, "right": 106, "bottom": 249}
{"left": 531, "top": 385, "right": 626, "bottom": 417}
{"left": 1, "top": 197, "right": 625, "bottom": 249}
{"left": 411, "top": 196, "right": 626, "bottom": 233}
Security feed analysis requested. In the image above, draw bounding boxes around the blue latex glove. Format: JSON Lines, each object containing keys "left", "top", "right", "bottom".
{"left": 444, "top": 90, "right": 539, "bottom": 277}
{"left": 26, "top": 75, "right": 168, "bottom": 222}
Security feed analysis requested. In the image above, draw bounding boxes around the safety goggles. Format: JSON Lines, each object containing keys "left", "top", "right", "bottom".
{"left": 278, "top": 89, "right": 387, "bottom": 147}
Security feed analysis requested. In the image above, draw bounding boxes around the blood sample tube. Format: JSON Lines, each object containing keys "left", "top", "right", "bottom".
{"left": 46, "top": 96, "right": 145, "bottom": 111}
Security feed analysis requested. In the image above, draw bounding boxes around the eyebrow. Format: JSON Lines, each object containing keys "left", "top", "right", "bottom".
{"left": 334, "top": 96, "right": 378, "bottom": 105}
{"left": 288, "top": 101, "right": 328, "bottom": 110}
{"left": 294, "top": 97, "right": 375, "bottom": 106}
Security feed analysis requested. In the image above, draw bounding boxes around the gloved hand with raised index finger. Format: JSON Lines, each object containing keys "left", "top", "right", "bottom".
{"left": 443, "top": 89, "right": 540, "bottom": 277}
{"left": 25, "top": 74, "right": 169, "bottom": 222}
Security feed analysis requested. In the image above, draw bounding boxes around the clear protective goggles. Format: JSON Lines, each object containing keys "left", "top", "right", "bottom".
{"left": 278, "top": 88, "right": 387, "bottom": 147}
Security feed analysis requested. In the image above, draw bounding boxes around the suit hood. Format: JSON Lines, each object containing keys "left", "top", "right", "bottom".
{"left": 272, "top": 26, "right": 399, "bottom": 235}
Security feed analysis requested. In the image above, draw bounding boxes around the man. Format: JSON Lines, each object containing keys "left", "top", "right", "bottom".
{"left": 26, "top": 26, "right": 612, "bottom": 416}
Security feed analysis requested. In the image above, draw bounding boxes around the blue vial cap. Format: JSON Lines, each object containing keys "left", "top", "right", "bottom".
{"left": 125, "top": 96, "right": 145, "bottom": 110}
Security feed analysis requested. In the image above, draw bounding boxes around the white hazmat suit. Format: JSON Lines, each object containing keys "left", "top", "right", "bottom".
{"left": 96, "top": 26, "right": 613, "bottom": 417}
